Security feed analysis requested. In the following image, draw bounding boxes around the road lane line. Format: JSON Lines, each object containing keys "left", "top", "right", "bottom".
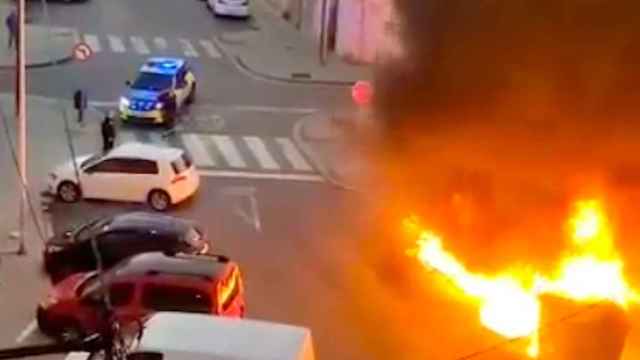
{"left": 229, "top": 105, "right": 316, "bottom": 114}
{"left": 82, "top": 34, "right": 101, "bottom": 52}
{"left": 178, "top": 38, "right": 199, "bottom": 57}
{"left": 149, "top": 132, "right": 169, "bottom": 145}
{"left": 118, "top": 131, "right": 138, "bottom": 144}
{"left": 200, "top": 170, "right": 325, "bottom": 182}
{"left": 15, "top": 320, "right": 37, "bottom": 343}
{"left": 65, "top": 352, "right": 91, "bottom": 360}
{"left": 153, "top": 36, "right": 168, "bottom": 51}
{"left": 276, "top": 137, "right": 313, "bottom": 171}
{"left": 107, "top": 35, "right": 126, "bottom": 53}
{"left": 88, "top": 100, "right": 118, "bottom": 107}
{"left": 210, "top": 135, "right": 246, "bottom": 168}
{"left": 130, "top": 36, "right": 150, "bottom": 55}
{"left": 199, "top": 39, "right": 221, "bottom": 59}
{"left": 182, "top": 134, "right": 216, "bottom": 167}
{"left": 243, "top": 136, "right": 280, "bottom": 170}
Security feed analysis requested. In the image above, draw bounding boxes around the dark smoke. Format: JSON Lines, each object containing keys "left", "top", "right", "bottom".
{"left": 379, "top": 0, "right": 640, "bottom": 138}
{"left": 348, "top": 2, "right": 640, "bottom": 358}
{"left": 371, "top": 0, "right": 640, "bottom": 267}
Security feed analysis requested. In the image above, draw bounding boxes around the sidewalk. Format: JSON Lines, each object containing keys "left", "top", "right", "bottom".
{"left": 0, "top": 3, "right": 77, "bottom": 69}
{"left": 215, "top": 1, "right": 371, "bottom": 85}
{"left": 294, "top": 110, "right": 377, "bottom": 191}
{"left": 0, "top": 93, "right": 103, "bottom": 254}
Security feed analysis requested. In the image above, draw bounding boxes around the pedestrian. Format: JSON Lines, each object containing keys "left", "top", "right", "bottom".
{"left": 73, "top": 90, "right": 87, "bottom": 125}
{"left": 5, "top": 9, "right": 17, "bottom": 50}
{"left": 101, "top": 113, "right": 116, "bottom": 153}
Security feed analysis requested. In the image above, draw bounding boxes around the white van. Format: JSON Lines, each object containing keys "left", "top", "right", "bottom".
{"left": 124, "top": 312, "right": 315, "bottom": 360}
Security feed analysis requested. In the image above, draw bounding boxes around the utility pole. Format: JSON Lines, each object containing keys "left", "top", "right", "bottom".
{"left": 318, "top": 0, "right": 330, "bottom": 66}
{"left": 15, "top": 0, "right": 27, "bottom": 254}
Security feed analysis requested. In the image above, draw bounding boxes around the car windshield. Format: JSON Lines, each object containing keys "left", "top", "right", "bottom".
{"left": 77, "top": 273, "right": 100, "bottom": 298}
{"left": 74, "top": 217, "right": 110, "bottom": 243}
{"left": 80, "top": 154, "right": 102, "bottom": 169}
{"left": 184, "top": 227, "right": 202, "bottom": 247}
{"left": 171, "top": 151, "right": 192, "bottom": 174}
{"left": 131, "top": 72, "right": 173, "bottom": 91}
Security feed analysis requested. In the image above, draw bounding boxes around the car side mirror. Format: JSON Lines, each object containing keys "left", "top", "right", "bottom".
{"left": 125, "top": 80, "right": 131, "bottom": 87}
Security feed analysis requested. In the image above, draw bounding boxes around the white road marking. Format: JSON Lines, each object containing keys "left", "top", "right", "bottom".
{"left": 182, "top": 134, "right": 216, "bottom": 167}
{"left": 107, "top": 35, "right": 126, "bottom": 53}
{"left": 199, "top": 39, "right": 221, "bottom": 59}
{"left": 179, "top": 38, "right": 199, "bottom": 57}
{"left": 149, "top": 132, "right": 169, "bottom": 145}
{"left": 276, "top": 137, "right": 313, "bottom": 171}
{"left": 65, "top": 352, "right": 91, "bottom": 360}
{"left": 88, "top": 100, "right": 118, "bottom": 107}
{"left": 82, "top": 34, "right": 101, "bottom": 52}
{"left": 153, "top": 37, "right": 168, "bottom": 51}
{"left": 200, "top": 170, "right": 325, "bottom": 182}
{"left": 229, "top": 105, "right": 317, "bottom": 114}
{"left": 243, "top": 136, "right": 279, "bottom": 170}
{"left": 15, "top": 320, "right": 37, "bottom": 344}
{"left": 118, "top": 131, "right": 138, "bottom": 144}
{"left": 211, "top": 135, "right": 246, "bottom": 168}
{"left": 130, "top": 36, "right": 150, "bottom": 55}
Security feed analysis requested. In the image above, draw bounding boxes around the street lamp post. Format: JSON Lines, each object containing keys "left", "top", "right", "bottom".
{"left": 15, "top": 0, "right": 27, "bottom": 254}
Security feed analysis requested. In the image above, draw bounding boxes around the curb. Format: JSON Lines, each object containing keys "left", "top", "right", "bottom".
{"left": 292, "top": 113, "right": 358, "bottom": 191}
{"left": 0, "top": 55, "right": 73, "bottom": 70}
{"left": 234, "top": 55, "right": 357, "bottom": 86}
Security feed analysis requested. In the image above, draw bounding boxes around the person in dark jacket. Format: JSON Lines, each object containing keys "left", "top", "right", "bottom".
{"left": 101, "top": 114, "right": 116, "bottom": 153}
{"left": 5, "top": 9, "right": 17, "bottom": 50}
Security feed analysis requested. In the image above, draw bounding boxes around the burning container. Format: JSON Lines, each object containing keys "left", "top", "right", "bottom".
{"left": 538, "top": 295, "right": 630, "bottom": 360}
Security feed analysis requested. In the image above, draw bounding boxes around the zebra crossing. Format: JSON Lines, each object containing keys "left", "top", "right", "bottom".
{"left": 75, "top": 31, "right": 223, "bottom": 59}
{"left": 117, "top": 130, "right": 319, "bottom": 177}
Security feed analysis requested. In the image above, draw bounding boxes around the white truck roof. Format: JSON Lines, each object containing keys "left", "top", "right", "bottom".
{"left": 133, "top": 312, "right": 315, "bottom": 360}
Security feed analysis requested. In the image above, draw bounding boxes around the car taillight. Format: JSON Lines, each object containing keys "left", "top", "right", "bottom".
{"left": 171, "top": 175, "right": 187, "bottom": 184}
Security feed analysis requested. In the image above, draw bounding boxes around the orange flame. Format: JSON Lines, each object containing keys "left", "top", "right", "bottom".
{"left": 406, "top": 199, "right": 638, "bottom": 357}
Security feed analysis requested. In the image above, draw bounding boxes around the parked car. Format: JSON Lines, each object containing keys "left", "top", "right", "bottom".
{"left": 117, "top": 312, "right": 315, "bottom": 360}
{"left": 43, "top": 212, "right": 209, "bottom": 283}
{"left": 207, "top": 0, "right": 250, "bottom": 18}
{"left": 37, "top": 252, "right": 245, "bottom": 341}
{"left": 47, "top": 142, "right": 200, "bottom": 211}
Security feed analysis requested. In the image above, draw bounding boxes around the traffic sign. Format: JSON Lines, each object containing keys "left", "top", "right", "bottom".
{"left": 351, "top": 80, "right": 373, "bottom": 106}
{"left": 72, "top": 42, "right": 93, "bottom": 62}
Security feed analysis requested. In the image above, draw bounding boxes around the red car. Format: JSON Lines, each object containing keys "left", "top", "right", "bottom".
{"left": 37, "top": 252, "right": 245, "bottom": 340}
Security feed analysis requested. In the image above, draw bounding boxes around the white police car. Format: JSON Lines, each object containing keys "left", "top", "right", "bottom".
{"left": 119, "top": 57, "right": 196, "bottom": 127}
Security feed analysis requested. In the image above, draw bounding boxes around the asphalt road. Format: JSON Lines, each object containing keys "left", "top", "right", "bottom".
{"left": 2, "top": 0, "right": 352, "bottom": 109}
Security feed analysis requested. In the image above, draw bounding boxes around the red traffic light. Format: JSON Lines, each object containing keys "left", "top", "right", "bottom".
{"left": 351, "top": 80, "right": 373, "bottom": 106}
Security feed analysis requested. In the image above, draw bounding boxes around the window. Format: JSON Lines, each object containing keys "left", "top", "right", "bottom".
{"left": 141, "top": 284, "right": 211, "bottom": 313}
{"left": 220, "top": 270, "right": 240, "bottom": 312}
{"left": 176, "top": 68, "right": 188, "bottom": 88}
{"left": 87, "top": 158, "right": 128, "bottom": 173}
{"left": 108, "top": 282, "right": 135, "bottom": 306}
{"left": 74, "top": 217, "right": 110, "bottom": 243}
{"left": 121, "top": 159, "right": 159, "bottom": 175}
{"left": 171, "top": 152, "right": 192, "bottom": 174}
